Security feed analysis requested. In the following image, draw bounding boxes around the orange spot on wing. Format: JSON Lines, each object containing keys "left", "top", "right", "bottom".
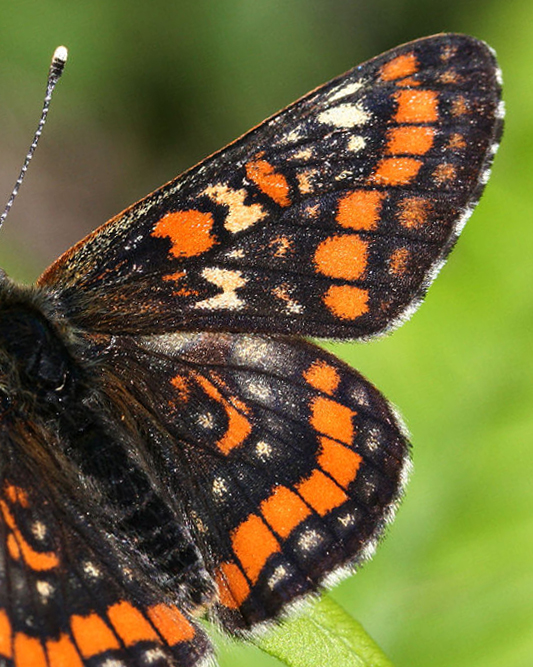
{"left": 46, "top": 633, "right": 84, "bottom": 667}
{"left": 7, "top": 534, "right": 20, "bottom": 560}
{"left": 147, "top": 604, "right": 195, "bottom": 645}
{"left": 433, "top": 163, "right": 457, "bottom": 185}
{"left": 447, "top": 133, "right": 466, "bottom": 149}
{"left": 389, "top": 247, "right": 410, "bottom": 275}
{"left": 232, "top": 514, "right": 281, "bottom": 583}
{"left": 380, "top": 53, "right": 418, "bottom": 80}
{"left": 297, "top": 469, "right": 348, "bottom": 516}
{"left": 13, "top": 634, "right": 47, "bottom": 667}
{"left": 396, "top": 76, "right": 420, "bottom": 87}
{"left": 70, "top": 613, "right": 120, "bottom": 658}
{"left": 261, "top": 485, "right": 311, "bottom": 538}
{"left": 323, "top": 285, "right": 369, "bottom": 320}
{"left": 0, "top": 610, "right": 12, "bottom": 658}
{"left": 163, "top": 270, "right": 186, "bottom": 282}
{"left": 303, "top": 360, "right": 340, "bottom": 395}
{"left": 194, "top": 374, "right": 251, "bottom": 454}
{"left": 372, "top": 157, "right": 422, "bottom": 186}
{"left": 215, "top": 561, "right": 251, "bottom": 609}
{"left": 398, "top": 197, "right": 432, "bottom": 228}
{"left": 246, "top": 159, "right": 291, "bottom": 207}
{"left": 107, "top": 601, "right": 158, "bottom": 646}
{"left": 394, "top": 89, "right": 439, "bottom": 123}
{"left": 4, "top": 485, "right": 28, "bottom": 507}
{"left": 0, "top": 501, "right": 59, "bottom": 571}
{"left": 314, "top": 235, "right": 368, "bottom": 280}
{"left": 171, "top": 374, "right": 191, "bottom": 403}
{"left": 318, "top": 437, "right": 362, "bottom": 489}
{"left": 152, "top": 210, "right": 216, "bottom": 258}
{"left": 451, "top": 95, "right": 470, "bottom": 116}
{"left": 386, "top": 126, "right": 435, "bottom": 155}
{"left": 310, "top": 396, "right": 355, "bottom": 445}
{"left": 337, "top": 190, "right": 385, "bottom": 231}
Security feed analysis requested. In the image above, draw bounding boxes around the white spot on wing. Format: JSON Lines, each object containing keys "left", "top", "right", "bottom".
{"left": 195, "top": 268, "right": 247, "bottom": 311}
{"left": 317, "top": 102, "right": 370, "bottom": 128}
{"left": 268, "top": 565, "right": 290, "bottom": 589}
{"left": 326, "top": 79, "right": 365, "bottom": 103}
{"left": 36, "top": 580, "right": 54, "bottom": 600}
{"left": 347, "top": 135, "right": 366, "bottom": 153}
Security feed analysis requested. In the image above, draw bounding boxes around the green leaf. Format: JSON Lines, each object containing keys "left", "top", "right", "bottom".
{"left": 252, "top": 596, "right": 394, "bottom": 667}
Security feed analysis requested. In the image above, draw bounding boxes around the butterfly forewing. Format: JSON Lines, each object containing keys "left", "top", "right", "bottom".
{"left": 39, "top": 34, "right": 502, "bottom": 339}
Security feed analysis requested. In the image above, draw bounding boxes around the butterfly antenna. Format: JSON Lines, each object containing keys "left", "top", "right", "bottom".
{"left": 0, "top": 45, "right": 68, "bottom": 230}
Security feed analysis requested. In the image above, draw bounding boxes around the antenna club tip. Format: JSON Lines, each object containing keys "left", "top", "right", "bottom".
{"left": 53, "top": 46, "right": 68, "bottom": 64}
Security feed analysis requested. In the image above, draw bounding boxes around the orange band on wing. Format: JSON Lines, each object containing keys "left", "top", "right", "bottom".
{"left": 194, "top": 374, "right": 251, "bottom": 454}
{"left": 232, "top": 514, "right": 281, "bottom": 583}
{"left": 215, "top": 562, "right": 251, "bottom": 609}
{"left": 310, "top": 396, "right": 355, "bottom": 445}
{"left": 261, "top": 485, "right": 311, "bottom": 538}
{"left": 70, "top": 613, "right": 120, "bottom": 658}
{"left": 0, "top": 610, "right": 12, "bottom": 658}
{"left": 297, "top": 469, "right": 348, "bottom": 516}
{"left": 147, "top": 604, "right": 196, "bottom": 645}
{"left": 0, "top": 502, "right": 59, "bottom": 571}
{"left": 318, "top": 437, "right": 362, "bottom": 489}
{"left": 107, "top": 601, "right": 159, "bottom": 646}
{"left": 13, "top": 634, "right": 47, "bottom": 667}
{"left": 46, "top": 633, "right": 84, "bottom": 667}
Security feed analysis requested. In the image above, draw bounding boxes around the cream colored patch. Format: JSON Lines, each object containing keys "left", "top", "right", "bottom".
{"left": 212, "top": 476, "right": 229, "bottom": 498}
{"left": 203, "top": 183, "right": 266, "bottom": 233}
{"left": 224, "top": 248, "right": 245, "bottom": 260}
{"left": 317, "top": 102, "right": 370, "bottom": 128}
{"left": 296, "top": 168, "right": 319, "bottom": 194}
{"left": 279, "top": 126, "right": 306, "bottom": 145}
{"left": 347, "top": 135, "right": 366, "bottom": 152}
{"left": 327, "top": 79, "right": 365, "bottom": 103}
{"left": 197, "top": 412, "right": 215, "bottom": 429}
{"left": 272, "top": 284, "right": 303, "bottom": 314}
{"left": 291, "top": 147, "right": 314, "bottom": 160}
{"left": 269, "top": 236, "right": 293, "bottom": 258}
{"left": 195, "top": 268, "right": 247, "bottom": 311}
{"left": 256, "top": 440, "right": 273, "bottom": 459}
{"left": 82, "top": 561, "right": 101, "bottom": 578}
{"left": 298, "top": 529, "right": 323, "bottom": 551}
{"left": 32, "top": 521, "right": 48, "bottom": 541}
{"left": 36, "top": 580, "right": 54, "bottom": 600}
{"left": 268, "top": 565, "right": 290, "bottom": 589}
{"left": 338, "top": 512, "right": 356, "bottom": 528}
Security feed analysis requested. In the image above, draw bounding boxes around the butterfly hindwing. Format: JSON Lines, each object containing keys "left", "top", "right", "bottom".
{"left": 38, "top": 34, "right": 502, "bottom": 340}
{"left": 97, "top": 331, "right": 410, "bottom": 630}
{"left": 0, "top": 425, "right": 213, "bottom": 667}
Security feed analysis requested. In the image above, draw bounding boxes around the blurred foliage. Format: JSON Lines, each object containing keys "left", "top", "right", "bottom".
{"left": 0, "top": 1, "right": 531, "bottom": 666}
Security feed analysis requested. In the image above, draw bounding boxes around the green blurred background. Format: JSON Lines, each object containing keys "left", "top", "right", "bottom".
{"left": 0, "top": 1, "right": 531, "bottom": 666}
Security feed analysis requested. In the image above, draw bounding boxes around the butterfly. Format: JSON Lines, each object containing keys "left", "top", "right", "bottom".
{"left": 0, "top": 33, "right": 503, "bottom": 666}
